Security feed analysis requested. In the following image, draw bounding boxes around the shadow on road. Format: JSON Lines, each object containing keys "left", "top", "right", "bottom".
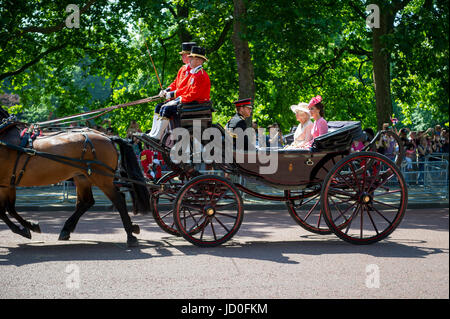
{"left": 0, "top": 236, "right": 446, "bottom": 267}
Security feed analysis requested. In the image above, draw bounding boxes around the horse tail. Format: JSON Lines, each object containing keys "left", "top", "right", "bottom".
{"left": 110, "top": 136, "right": 151, "bottom": 215}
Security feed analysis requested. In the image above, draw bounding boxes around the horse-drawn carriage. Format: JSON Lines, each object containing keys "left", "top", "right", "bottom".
{"left": 133, "top": 103, "right": 408, "bottom": 247}
{"left": 0, "top": 102, "right": 407, "bottom": 247}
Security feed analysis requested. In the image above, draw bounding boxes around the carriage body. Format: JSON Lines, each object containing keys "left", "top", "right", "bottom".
{"left": 135, "top": 106, "right": 408, "bottom": 248}
{"left": 230, "top": 121, "right": 363, "bottom": 189}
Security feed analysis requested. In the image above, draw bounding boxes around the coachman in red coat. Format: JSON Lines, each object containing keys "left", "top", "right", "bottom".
{"left": 148, "top": 46, "right": 211, "bottom": 141}
{"left": 149, "top": 42, "right": 196, "bottom": 138}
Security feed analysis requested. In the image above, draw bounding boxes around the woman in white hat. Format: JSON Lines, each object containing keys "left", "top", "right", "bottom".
{"left": 285, "top": 102, "right": 313, "bottom": 149}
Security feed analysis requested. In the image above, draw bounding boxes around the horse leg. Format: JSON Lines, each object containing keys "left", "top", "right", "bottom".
{"left": 97, "top": 184, "right": 139, "bottom": 247}
{"left": 59, "top": 176, "right": 95, "bottom": 241}
{"left": 0, "top": 203, "right": 31, "bottom": 239}
{"left": 7, "top": 205, "right": 41, "bottom": 233}
{"left": 6, "top": 187, "right": 41, "bottom": 233}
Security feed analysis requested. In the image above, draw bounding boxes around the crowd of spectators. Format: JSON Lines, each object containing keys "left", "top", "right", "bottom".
{"left": 122, "top": 117, "right": 449, "bottom": 183}
{"left": 375, "top": 123, "right": 449, "bottom": 185}
{"left": 378, "top": 124, "right": 449, "bottom": 161}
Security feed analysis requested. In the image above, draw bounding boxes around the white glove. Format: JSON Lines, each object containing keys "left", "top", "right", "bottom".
{"left": 153, "top": 159, "right": 160, "bottom": 165}
{"left": 158, "top": 89, "right": 167, "bottom": 97}
{"left": 165, "top": 91, "right": 176, "bottom": 100}
{"left": 163, "top": 97, "right": 181, "bottom": 107}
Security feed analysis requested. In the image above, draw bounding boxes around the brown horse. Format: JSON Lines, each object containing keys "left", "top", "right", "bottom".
{"left": 0, "top": 107, "right": 149, "bottom": 247}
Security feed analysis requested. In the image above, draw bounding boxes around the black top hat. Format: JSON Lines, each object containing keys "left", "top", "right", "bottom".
{"left": 179, "top": 42, "right": 197, "bottom": 54}
{"left": 188, "top": 46, "right": 208, "bottom": 61}
{"left": 233, "top": 98, "right": 252, "bottom": 109}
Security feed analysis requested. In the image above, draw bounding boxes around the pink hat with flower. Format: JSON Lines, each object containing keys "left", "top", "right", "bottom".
{"left": 308, "top": 95, "right": 322, "bottom": 109}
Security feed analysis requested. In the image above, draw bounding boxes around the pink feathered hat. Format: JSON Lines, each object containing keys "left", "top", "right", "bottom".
{"left": 308, "top": 95, "right": 322, "bottom": 109}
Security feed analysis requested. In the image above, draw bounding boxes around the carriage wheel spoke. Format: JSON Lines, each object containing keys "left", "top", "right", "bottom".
{"left": 304, "top": 197, "right": 320, "bottom": 221}
{"left": 213, "top": 189, "right": 229, "bottom": 205}
{"left": 372, "top": 189, "right": 402, "bottom": 197}
{"left": 371, "top": 199, "right": 400, "bottom": 210}
{"left": 210, "top": 220, "right": 217, "bottom": 241}
{"left": 369, "top": 205, "right": 394, "bottom": 226}
{"left": 365, "top": 205, "right": 380, "bottom": 235}
{"left": 158, "top": 194, "right": 176, "bottom": 200}
{"left": 215, "top": 212, "right": 238, "bottom": 219}
{"left": 329, "top": 196, "right": 353, "bottom": 223}
{"left": 360, "top": 203, "right": 364, "bottom": 238}
{"left": 336, "top": 171, "right": 359, "bottom": 194}
{"left": 215, "top": 202, "right": 238, "bottom": 210}
{"left": 344, "top": 203, "right": 361, "bottom": 235}
{"left": 369, "top": 172, "right": 394, "bottom": 193}
{"left": 349, "top": 163, "right": 362, "bottom": 193}
{"left": 181, "top": 202, "right": 203, "bottom": 211}
{"left": 210, "top": 181, "right": 218, "bottom": 202}
{"left": 214, "top": 216, "right": 230, "bottom": 233}
{"left": 200, "top": 219, "right": 208, "bottom": 240}
{"left": 298, "top": 193, "right": 319, "bottom": 207}
{"left": 160, "top": 209, "right": 174, "bottom": 219}
{"left": 329, "top": 187, "right": 356, "bottom": 199}
{"left": 179, "top": 209, "right": 203, "bottom": 222}
{"left": 317, "top": 206, "right": 323, "bottom": 228}
{"left": 188, "top": 214, "right": 207, "bottom": 233}
{"left": 366, "top": 162, "right": 382, "bottom": 192}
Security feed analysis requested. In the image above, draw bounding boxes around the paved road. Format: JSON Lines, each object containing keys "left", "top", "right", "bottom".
{"left": 0, "top": 207, "right": 448, "bottom": 299}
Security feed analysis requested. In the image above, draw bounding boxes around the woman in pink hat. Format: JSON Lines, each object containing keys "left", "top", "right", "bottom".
{"left": 304, "top": 95, "right": 328, "bottom": 148}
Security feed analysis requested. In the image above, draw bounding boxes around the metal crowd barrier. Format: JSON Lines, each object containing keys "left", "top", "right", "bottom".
{"left": 401, "top": 156, "right": 449, "bottom": 202}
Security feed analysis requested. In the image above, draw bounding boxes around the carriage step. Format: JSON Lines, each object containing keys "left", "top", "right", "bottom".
{"left": 133, "top": 133, "right": 169, "bottom": 153}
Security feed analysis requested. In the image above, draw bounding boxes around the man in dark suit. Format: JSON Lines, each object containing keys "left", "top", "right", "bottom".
{"left": 225, "top": 98, "right": 252, "bottom": 150}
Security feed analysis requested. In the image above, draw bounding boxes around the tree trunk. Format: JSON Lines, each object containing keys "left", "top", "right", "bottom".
{"left": 372, "top": 7, "right": 393, "bottom": 131}
{"left": 176, "top": 2, "right": 192, "bottom": 43}
{"left": 232, "top": 0, "right": 255, "bottom": 119}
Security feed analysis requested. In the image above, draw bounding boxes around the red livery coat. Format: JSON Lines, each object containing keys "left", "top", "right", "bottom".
{"left": 175, "top": 67, "right": 210, "bottom": 104}
{"left": 140, "top": 149, "right": 164, "bottom": 180}
{"left": 167, "top": 64, "right": 191, "bottom": 92}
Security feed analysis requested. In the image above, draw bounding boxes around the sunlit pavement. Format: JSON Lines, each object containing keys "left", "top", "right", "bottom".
{"left": 0, "top": 207, "right": 448, "bottom": 299}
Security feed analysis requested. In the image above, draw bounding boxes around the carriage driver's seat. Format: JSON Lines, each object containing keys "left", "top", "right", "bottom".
{"left": 174, "top": 101, "right": 214, "bottom": 131}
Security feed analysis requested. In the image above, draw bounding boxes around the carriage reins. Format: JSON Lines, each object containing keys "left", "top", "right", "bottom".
{"left": 1, "top": 137, "right": 152, "bottom": 187}
{"left": 1, "top": 95, "right": 164, "bottom": 188}
{"left": 35, "top": 95, "right": 162, "bottom": 127}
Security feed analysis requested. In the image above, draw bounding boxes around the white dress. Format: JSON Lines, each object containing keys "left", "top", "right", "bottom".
{"left": 288, "top": 120, "right": 313, "bottom": 148}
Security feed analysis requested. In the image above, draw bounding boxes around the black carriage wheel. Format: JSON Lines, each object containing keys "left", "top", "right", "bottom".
{"left": 151, "top": 171, "right": 184, "bottom": 236}
{"left": 152, "top": 171, "right": 205, "bottom": 236}
{"left": 321, "top": 151, "right": 408, "bottom": 245}
{"left": 286, "top": 186, "right": 333, "bottom": 234}
{"left": 286, "top": 153, "right": 351, "bottom": 235}
{"left": 174, "top": 175, "right": 244, "bottom": 247}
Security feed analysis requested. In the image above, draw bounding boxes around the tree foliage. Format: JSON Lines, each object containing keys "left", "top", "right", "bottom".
{"left": 0, "top": 0, "right": 448, "bottom": 137}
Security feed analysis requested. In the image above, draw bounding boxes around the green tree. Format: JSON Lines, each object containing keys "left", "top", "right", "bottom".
{"left": 1, "top": 0, "right": 447, "bottom": 136}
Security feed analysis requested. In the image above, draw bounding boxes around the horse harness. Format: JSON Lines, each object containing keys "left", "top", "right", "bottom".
{"left": 3, "top": 124, "right": 114, "bottom": 186}
{"left": 1, "top": 118, "right": 154, "bottom": 188}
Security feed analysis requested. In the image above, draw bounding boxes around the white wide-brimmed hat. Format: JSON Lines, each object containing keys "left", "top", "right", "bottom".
{"left": 290, "top": 102, "right": 310, "bottom": 116}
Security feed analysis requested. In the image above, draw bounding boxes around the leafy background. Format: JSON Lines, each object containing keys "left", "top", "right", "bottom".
{"left": 0, "top": 0, "right": 448, "bottom": 136}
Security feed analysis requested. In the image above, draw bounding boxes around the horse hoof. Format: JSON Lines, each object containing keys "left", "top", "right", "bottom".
{"left": 58, "top": 230, "right": 71, "bottom": 241}
{"left": 32, "top": 223, "right": 41, "bottom": 233}
{"left": 127, "top": 236, "right": 139, "bottom": 247}
{"left": 131, "top": 224, "right": 140, "bottom": 235}
{"left": 20, "top": 228, "right": 32, "bottom": 239}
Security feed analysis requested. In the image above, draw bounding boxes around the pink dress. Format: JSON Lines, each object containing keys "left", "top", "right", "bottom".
{"left": 303, "top": 117, "right": 328, "bottom": 148}
{"left": 311, "top": 117, "right": 328, "bottom": 139}
{"left": 351, "top": 140, "right": 364, "bottom": 152}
